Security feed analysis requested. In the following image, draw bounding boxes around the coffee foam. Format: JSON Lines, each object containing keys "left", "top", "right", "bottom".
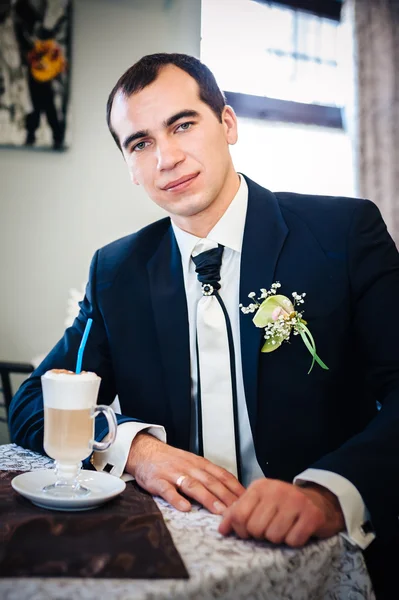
{"left": 43, "top": 369, "right": 99, "bottom": 382}
{"left": 41, "top": 370, "right": 101, "bottom": 410}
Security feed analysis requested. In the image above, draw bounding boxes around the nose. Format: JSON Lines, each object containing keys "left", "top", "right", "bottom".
{"left": 156, "top": 137, "right": 185, "bottom": 171}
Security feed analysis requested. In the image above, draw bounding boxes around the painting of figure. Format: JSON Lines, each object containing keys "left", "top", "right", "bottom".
{"left": 0, "top": 0, "right": 72, "bottom": 151}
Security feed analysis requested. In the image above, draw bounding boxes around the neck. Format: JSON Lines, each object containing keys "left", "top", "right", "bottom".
{"left": 171, "top": 170, "right": 240, "bottom": 238}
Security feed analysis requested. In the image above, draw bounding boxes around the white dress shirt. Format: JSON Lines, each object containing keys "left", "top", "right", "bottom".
{"left": 93, "top": 175, "right": 374, "bottom": 549}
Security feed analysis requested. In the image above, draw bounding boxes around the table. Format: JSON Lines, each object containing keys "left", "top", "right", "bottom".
{"left": 0, "top": 444, "right": 375, "bottom": 599}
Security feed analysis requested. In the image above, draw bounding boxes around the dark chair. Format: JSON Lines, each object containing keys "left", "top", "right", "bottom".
{"left": 0, "top": 361, "right": 34, "bottom": 424}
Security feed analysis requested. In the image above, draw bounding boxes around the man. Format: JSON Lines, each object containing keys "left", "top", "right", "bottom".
{"left": 9, "top": 53, "right": 399, "bottom": 595}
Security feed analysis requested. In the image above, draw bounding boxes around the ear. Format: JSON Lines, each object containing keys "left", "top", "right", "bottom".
{"left": 222, "top": 105, "right": 238, "bottom": 146}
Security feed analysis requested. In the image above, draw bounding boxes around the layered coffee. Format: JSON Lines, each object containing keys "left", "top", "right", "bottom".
{"left": 42, "top": 369, "right": 101, "bottom": 463}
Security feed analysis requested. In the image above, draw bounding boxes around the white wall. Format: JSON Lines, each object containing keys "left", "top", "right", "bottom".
{"left": 0, "top": 0, "right": 201, "bottom": 362}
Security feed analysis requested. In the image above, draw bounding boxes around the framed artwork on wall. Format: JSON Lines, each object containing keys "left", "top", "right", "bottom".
{"left": 0, "top": 0, "right": 72, "bottom": 151}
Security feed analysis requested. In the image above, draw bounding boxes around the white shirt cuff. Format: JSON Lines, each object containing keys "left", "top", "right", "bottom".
{"left": 294, "top": 468, "right": 375, "bottom": 550}
{"left": 91, "top": 422, "right": 166, "bottom": 480}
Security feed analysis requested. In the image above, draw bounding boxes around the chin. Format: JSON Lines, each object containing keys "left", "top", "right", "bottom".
{"left": 175, "top": 202, "right": 212, "bottom": 218}
{"left": 163, "top": 195, "right": 208, "bottom": 217}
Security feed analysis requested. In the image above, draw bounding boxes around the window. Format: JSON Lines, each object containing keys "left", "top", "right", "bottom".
{"left": 200, "top": 0, "right": 355, "bottom": 197}
{"left": 201, "top": 0, "right": 344, "bottom": 126}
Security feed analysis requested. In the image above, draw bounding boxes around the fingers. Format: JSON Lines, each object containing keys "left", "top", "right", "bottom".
{"left": 264, "top": 508, "right": 300, "bottom": 545}
{"left": 149, "top": 470, "right": 237, "bottom": 516}
{"left": 219, "top": 487, "right": 260, "bottom": 537}
{"left": 190, "top": 467, "right": 242, "bottom": 508}
{"left": 173, "top": 460, "right": 245, "bottom": 514}
{"left": 244, "top": 501, "right": 279, "bottom": 539}
{"left": 204, "top": 462, "right": 246, "bottom": 498}
{"left": 219, "top": 479, "right": 332, "bottom": 547}
{"left": 136, "top": 462, "right": 240, "bottom": 515}
{"left": 284, "top": 513, "right": 319, "bottom": 547}
{"left": 184, "top": 461, "right": 245, "bottom": 513}
{"left": 177, "top": 473, "right": 228, "bottom": 514}
{"left": 150, "top": 478, "right": 192, "bottom": 512}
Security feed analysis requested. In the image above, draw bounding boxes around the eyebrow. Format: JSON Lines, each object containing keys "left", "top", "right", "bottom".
{"left": 164, "top": 109, "right": 199, "bottom": 128}
{"left": 122, "top": 109, "right": 200, "bottom": 151}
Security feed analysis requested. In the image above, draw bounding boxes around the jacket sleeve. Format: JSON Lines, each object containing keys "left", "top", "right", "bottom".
{"left": 8, "top": 250, "right": 141, "bottom": 459}
{"left": 310, "top": 199, "right": 399, "bottom": 540}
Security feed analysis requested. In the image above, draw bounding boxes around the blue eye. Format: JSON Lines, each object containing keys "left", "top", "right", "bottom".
{"left": 133, "top": 141, "right": 147, "bottom": 152}
{"left": 177, "top": 122, "right": 193, "bottom": 132}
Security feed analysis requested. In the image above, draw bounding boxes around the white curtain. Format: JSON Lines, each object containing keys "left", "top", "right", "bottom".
{"left": 344, "top": 0, "right": 399, "bottom": 246}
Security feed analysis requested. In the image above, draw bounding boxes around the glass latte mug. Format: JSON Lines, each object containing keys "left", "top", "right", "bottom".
{"left": 41, "top": 369, "right": 117, "bottom": 498}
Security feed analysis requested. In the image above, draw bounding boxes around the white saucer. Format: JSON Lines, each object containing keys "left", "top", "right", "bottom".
{"left": 11, "top": 469, "right": 126, "bottom": 511}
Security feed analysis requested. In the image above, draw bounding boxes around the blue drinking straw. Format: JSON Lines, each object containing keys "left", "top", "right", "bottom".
{"left": 75, "top": 318, "right": 93, "bottom": 374}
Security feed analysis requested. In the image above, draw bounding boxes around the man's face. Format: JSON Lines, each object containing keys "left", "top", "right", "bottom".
{"left": 110, "top": 65, "right": 238, "bottom": 222}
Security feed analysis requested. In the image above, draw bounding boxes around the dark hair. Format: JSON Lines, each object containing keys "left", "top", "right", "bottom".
{"left": 106, "top": 53, "right": 226, "bottom": 151}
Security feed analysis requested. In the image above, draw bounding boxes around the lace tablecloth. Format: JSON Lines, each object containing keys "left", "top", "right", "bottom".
{"left": 0, "top": 444, "right": 375, "bottom": 600}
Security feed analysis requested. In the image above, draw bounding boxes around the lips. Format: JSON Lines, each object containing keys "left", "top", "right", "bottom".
{"left": 162, "top": 173, "right": 198, "bottom": 191}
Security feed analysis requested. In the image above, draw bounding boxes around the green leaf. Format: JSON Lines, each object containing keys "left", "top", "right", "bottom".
{"left": 253, "top": 295, "right": 294, "bottom": 328}
{"left": 298, "top": 328, "right": 316, "bottom": 373}
{"left": 296, "top": 322, "right": 329, "bottom": 373}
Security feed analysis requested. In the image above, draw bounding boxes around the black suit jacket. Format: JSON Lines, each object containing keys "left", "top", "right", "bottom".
{"left": 9, "top": 175, "right": 399, "bottom": 544}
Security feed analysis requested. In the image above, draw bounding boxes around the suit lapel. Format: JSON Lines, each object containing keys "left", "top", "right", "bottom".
{"left": 147, "top": 225, "right": 191, "bottom": 449}
{"left": 240, "top": 176, "right": 288, "bottom": 436}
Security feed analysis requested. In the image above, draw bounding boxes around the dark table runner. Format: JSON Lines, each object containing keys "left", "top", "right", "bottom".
{"left": 0, "top": 471, "right": 188, "bottom": 579}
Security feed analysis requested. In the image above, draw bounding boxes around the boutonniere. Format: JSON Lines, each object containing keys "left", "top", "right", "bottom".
{"left": 240, "top": 282, "right": 328, "bottom": 374}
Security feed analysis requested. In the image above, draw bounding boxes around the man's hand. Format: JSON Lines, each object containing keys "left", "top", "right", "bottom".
{"left": 218, "top": 478, "right": 345, "bottom": 547}
{"left": 126, "top": 432, "right": 245, "bottom": 515}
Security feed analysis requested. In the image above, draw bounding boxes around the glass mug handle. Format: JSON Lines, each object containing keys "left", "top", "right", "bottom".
{"left": 91, "top": 405, "right": 118, "bottom": 451}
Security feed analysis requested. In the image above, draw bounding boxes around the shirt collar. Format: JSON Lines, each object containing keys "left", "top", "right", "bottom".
{"left": 172, "top": 174, "right": 248, "bottom": 271}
